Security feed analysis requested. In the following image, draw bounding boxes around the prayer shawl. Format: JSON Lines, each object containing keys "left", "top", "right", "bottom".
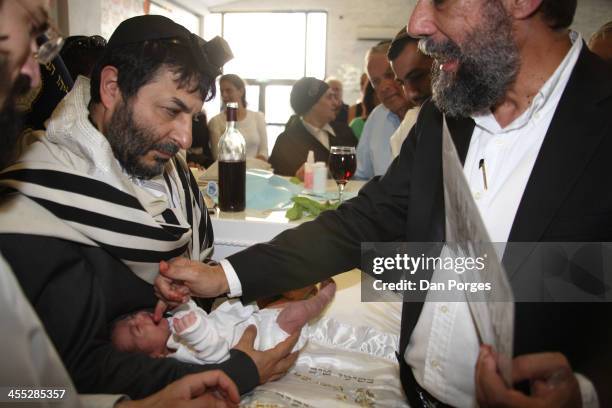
{"left": 0, "top": 77, "right": 212, "bottom": 283}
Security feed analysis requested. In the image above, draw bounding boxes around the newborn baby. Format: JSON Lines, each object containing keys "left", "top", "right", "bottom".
{"left": 111, "top": 280, "right": 336, "bottom": 364}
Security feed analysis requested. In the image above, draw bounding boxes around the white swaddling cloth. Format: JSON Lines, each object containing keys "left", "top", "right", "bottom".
{"left": 166, "top": 299, "right": 308, "bottom": 364}
{"left": 241, "top": 271, "right": 407, "bottom": 407}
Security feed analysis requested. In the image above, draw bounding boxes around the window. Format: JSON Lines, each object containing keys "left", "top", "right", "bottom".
{"left": 204, "top": 12, "right": 327, "bottom": 154}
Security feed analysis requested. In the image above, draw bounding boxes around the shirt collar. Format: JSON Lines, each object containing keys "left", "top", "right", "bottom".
{"left": 385, "top": 107, "right": 400, "bottom": 124}
{"left": 300, "top": 117, "right": 336, "bottom": 137}
{"left": 472, "top": 30, "right": 583, "bottom": 134}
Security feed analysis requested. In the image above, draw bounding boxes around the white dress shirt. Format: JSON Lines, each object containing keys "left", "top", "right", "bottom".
{"left": 222, "top": 31, "right": 598, "bottom": 408}
{"left": 390, "top": 106, "right": 420, "bottom": 158}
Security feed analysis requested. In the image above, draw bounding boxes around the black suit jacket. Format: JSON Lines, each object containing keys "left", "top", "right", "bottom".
{"left": 269, "top": 118, "right": 357, "bottom": 176}
{"left": 229, "top": 46, "right": 612, "bottom": 405}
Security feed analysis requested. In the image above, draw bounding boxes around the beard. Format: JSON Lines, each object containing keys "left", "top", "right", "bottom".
{"left": 419, "top": 1, "right": 519, "bottom": 117}
{"left": 106, "top": 100, "right": 179, "bottom": 179}
{"left": 0, "top": 74, "right": 31, "bottom": 169}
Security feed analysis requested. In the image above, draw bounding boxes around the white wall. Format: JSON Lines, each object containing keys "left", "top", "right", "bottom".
{"left": 59, "top": 0, "right": 157, "bottom": 39}
{"left": 100, "top": 0, "right": 144, "bottom": 39}
{"left": 573, "top": 0, "right": 612, "bottom": 41}
{"left": 211, "top": 0, "right": 612, "bottom": 105}
{"left": 65, "top": 0, "right": 103, "bottom": 37}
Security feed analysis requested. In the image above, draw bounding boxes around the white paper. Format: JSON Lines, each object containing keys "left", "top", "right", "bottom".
{"left": 441, "top": 117, "right": 515, "bottom": 386}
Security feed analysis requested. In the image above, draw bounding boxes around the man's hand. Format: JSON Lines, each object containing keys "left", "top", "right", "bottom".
{"left": 475, "top": 345, "right": 582, "bottom": 408}
{"left": 153, "top": 258, "right": 230, "bottom": 322}
{"left": 233, "top": 325, "right": 300, "bottom": 383}
{"left": 116, "top": 370, "right": 240, "bottom": 408}
{"left": 153, "top": 273, "right": 190, "bottom": 322}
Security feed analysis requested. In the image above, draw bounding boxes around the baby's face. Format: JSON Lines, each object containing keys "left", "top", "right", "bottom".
{"left": 111, "top": 311, "right": 171, "bottom": 357}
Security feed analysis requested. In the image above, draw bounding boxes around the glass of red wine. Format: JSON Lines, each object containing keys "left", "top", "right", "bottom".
{"left": 328, "top": 146, "right": 357, "bottom": 203}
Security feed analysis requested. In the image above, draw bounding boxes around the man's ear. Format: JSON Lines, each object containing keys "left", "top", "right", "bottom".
{"left": 506, "top": 0, "right": 543, "bottom": 21}
{"left": 99, "top": 66, "right": 121, "bottom": 110}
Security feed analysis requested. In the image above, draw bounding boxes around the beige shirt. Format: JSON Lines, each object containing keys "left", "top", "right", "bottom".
{"left": 300, "top": 118, "right": 336, "bottom": 150}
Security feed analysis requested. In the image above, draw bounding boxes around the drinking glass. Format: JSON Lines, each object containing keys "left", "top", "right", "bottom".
{"left": 328, "top": 146, "right": 357, "bottom": 203}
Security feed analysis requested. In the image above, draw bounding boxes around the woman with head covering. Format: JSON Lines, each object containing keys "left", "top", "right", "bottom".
{"left": 269, "top": 77, "right": 357, "bottom": 177}
{"left": 208, "top": 73, "right": 268, "bottom": 161}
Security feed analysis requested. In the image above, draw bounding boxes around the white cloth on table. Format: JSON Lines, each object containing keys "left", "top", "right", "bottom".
{"left": 167, "top": 299, "right": 307, "bottom": 364}
{"left": 241, "top": 271, "right": 406, "bottom": 407}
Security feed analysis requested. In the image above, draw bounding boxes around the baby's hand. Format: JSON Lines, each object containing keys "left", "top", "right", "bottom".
{"left": 173, "top": 311, "right": 198, "bottom": 334}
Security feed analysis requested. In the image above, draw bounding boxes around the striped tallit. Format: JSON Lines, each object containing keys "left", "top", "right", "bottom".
{"left": 0, "top": 77, "right": 212, "bottom": 283}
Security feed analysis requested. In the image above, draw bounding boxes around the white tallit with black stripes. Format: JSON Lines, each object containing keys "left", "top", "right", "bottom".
{"left": 0, "top": 77, "right": 212, "bottom": 283}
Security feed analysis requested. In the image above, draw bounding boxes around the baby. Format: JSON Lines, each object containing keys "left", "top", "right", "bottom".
{"left": 111, "top": 280, "right": 336, "bottom": 364}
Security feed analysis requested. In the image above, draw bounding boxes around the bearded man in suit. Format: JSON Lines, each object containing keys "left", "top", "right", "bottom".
{"left": 156, "top": 1, "right": 612, "bottom": 406}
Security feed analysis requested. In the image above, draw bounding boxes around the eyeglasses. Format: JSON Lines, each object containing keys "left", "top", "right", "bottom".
{"left": 14, "top": 1, "right": 64, "bottom": 65}
{"left": 35, "top": 25, "right": 64, "bottom": 64}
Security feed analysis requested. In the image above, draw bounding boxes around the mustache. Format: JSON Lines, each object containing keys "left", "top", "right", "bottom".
{"left": 418, "top": 37, "right": 462, "bottom": 62}
{"left": 0, "top": 74, "right": 31, "bottom": 111}
{"left": 11, "top": 74, "right": 32, "bottom": 97}
{"left": 151, "top": 142, "right": 179, "bottom": 157}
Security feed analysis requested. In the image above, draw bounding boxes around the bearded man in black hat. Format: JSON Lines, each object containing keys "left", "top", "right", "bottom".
{"left": 269, "top": 76, "right": 357, "bottom": 176}
{"left": 0, "top": 14, "right": 298, "bottom": 400}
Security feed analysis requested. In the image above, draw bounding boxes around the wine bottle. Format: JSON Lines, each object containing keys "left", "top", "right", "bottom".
{"left": 217, "top": 102, "right": 246, "bottom": 212}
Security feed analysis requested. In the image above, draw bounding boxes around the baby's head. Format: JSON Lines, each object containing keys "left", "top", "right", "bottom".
{"left": 111, "top": 310, "right": 171, "bottom": 357}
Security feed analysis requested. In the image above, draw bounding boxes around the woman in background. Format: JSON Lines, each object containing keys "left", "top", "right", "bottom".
{"left": 208, "top": 74, "right": 268, "bottom": 161}
{"left": 269, "top": 77, "right": 357, "bottom": 177}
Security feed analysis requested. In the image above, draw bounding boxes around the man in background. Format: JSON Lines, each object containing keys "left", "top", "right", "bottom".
{"left": 589, "top": 21, "right": 612, "bottom": 64}
{"left": 326, "top": 77, "right": 349, "bottom": 124}
{"left": 354, "top": 41, "right": 411, "bottom": 179}
{"left": 387, "top": 27, "right": 433, "bottom": 157}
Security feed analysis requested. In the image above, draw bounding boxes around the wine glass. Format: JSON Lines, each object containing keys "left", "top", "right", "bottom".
{"left": 328, "top": 146, "right": 357, "bottom": 203}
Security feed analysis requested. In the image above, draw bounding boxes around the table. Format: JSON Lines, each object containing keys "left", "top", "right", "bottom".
{"left": 207, "top": 178, "right": 365, "bottom": 260}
